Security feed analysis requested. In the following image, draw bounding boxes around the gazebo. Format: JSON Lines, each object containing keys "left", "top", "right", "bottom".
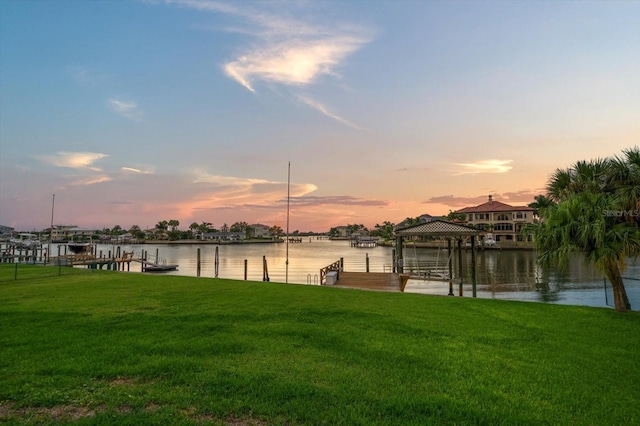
{"left": 394, "top": 220, "right": 482, "bottom": 297}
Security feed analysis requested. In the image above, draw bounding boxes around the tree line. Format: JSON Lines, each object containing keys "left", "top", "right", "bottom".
{"left": 99, "top": 221, "right": 285, "bottom": 241}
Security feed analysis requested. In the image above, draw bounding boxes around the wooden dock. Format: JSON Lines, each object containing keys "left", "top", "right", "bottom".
{"left": 330, "top": 272, "right": 410, "bottom": 292}
{"left": 49, "top": 251, "right": 138, "bottom": 271}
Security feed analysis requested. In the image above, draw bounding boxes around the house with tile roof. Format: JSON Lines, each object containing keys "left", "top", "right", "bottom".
{"left": 455, "top": 195, "right": 535, "bottom": 243}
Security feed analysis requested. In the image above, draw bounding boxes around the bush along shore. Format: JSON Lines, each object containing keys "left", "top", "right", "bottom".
{"left": 1, "top": 265, "right": 639, "bottom": 425}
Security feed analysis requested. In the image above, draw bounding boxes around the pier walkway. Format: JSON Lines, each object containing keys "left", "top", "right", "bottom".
{"left": 331, "top": 272, "right": 410, "bottom": 292}
{"left": 48, "top": 252, "right": 138, "bottom": 271}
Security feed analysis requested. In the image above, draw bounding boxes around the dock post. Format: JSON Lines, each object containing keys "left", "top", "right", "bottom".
{"left": 471, "top": 236, "right": 477, "bottom": 297}
{"left": 197, "top": 248, "right": 201, "bottom": 277}
{"left": 392, "top": 249, "right": 396, "bottom": 273}
{"left": 395, "top": 236, "right": 404, "bottom": 273}
{"left": 340, "top": 257, "right": 344, "bottom": 272}
{"left": 366, "top": 253, "right": 370, "bottom": 273}
{"left": 457, "top": 238, "right": 463, "bottom": 297}
{"left": 214, "top": 246, "right": 219, "bottom": 278}
{"left": 263, "top": 256, "right": 270, "bottom": 281}
{"left": 448, "top": 238, "right": 454, "bottom": 296}
{"left": 244, "top": 259, "right": 248, "bottom": 280}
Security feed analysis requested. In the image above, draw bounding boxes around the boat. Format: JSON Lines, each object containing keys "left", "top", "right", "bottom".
{"left": 142, "top": 261, "right": 178, "bottom": 272}
{"left": 67, "top": 238, "right": 94, "bottom": 254}
{"left": 9, "top": 233, "right": 42, "bottom": 249}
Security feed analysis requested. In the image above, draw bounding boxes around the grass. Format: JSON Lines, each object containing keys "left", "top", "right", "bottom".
{"left": 1, "top": 265, "right": 639, "bottom": 425}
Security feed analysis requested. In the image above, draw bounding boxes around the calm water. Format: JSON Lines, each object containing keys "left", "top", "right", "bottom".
{"left": 99, "top": 238, "right": 640, "bottom": 310}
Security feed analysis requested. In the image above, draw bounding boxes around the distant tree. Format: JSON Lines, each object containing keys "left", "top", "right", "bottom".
{"left": 188, "top": 222, "right": 199, "bottom": 238}
{"left": 168, "top": 220, "right": 180, "bottom": 231}
{"left": 269, "top": 225, "right": 284, "bottom": 237}
{"left": 155, "top": 220, "right": 168, "bottom": 231}
{"left": 403, "top": 217, "right": 422, "bottom": 227}
{"left": 372, "top": 221, "right": 395, "bottom": 240}
{"left": 221, "top": 223, "right": 229, "bottom": 233}
{"left": 167, "top": 230, "right": 182, "bottom": 241}
{"left": 129, "top": 225, "right": 145, "bottom": 239}
{"left": 230, "top": 221, "right": 248, "bottom": 233}
{"left": 198, "top": 222, "right": 213, "bottom": 234}
{"left": 346, "top": 224, "right": 367, "bottom": 235}
{"left": 446, "top": 211, "right": 466, "bottom": 222}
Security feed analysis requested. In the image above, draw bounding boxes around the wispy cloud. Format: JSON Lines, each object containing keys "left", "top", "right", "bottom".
{"left": 69, "top": 66, "right": 113, "bottom": 87}
{"left": 191, "top": 169, "right": 317, "bottom": 202}
{"left": 120, "top": 166, "right": 154, "bottom": 174}
{"left": 70, "top": 175, "right": 112, "bottom": 186}
{"left": 288, "top": 195, "right": 388, "bottom": 208}
{"left": 161, "top": 0, "right": 372, "bottom": 127}
{"left": 427, "top": 190, "right": 540, "bottom": 207}
{"left": 223, "top": 37, "right": 367, "bottom": 93}
{"left": 451, "top": 160, "right": 513, "bottom": 176}
{"left": 297, "top": 95, "right": 362, "bottom": 130}
{"left": 108, "top": 98, "right": 142, "bottom": 120}
{"left": 38, "top": 151, "right": 107, "bottom": 171}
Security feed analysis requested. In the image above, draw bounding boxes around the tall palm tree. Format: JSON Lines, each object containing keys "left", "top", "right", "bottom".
{"left": 535, "top": 147, "right": 640, "bottom": 312}
{"left": 528, "top": 194, "right": 556, "bottom": 219}
{"left": 609, "top": 147, "right": 640, "bottom": 225}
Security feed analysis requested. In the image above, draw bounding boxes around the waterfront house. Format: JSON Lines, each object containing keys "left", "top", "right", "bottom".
{"left": 50, "top": 225, "right": 96, "bottom": 241}
{"left": 455, "top": 195, "right": 535, "bottom": 242}
{"left": 395, "top": 213, "right": 443, "bottom": 229}
{"left": 202, "top": 232, "right": 246, "bottom": 242}
{"left": 333, "top": 226, "right": 350, "bottom": 238}
{"left": 0, "top": 225, "right": 14, "bottom": 239}
{"left": 249, "top": 224, "right": 270, "bottom": 239}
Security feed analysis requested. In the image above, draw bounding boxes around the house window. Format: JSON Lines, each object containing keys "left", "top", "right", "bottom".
{"left": 496, "top": 214, "right": 511, "bottom": 221}
{"left": 516, "top": 212, "right": 523, "bottom": 219}
{"left": 494, "top": 223, "right": 513, "bottom": 231}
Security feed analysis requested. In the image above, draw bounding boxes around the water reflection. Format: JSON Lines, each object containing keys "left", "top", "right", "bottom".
{"left": 96, "top": 240, "right": 639, "bottom": 310}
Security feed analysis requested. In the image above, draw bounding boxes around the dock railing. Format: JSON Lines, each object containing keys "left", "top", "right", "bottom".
{"left": 320, "top": 260, "right": 341, "bottom": 284}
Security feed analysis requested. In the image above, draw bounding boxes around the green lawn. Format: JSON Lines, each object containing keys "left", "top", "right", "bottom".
{"left": 1, "top": 265, "right": 639, "bottom": 425}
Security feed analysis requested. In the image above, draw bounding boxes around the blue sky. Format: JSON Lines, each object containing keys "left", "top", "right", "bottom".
{"left": 1, "top": 0, "right": 638, "bottom": 232}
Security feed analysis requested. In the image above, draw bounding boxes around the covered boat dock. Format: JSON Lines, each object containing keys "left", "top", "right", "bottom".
{"left": 394, "top": 220, "right": 482, "bottom": 297}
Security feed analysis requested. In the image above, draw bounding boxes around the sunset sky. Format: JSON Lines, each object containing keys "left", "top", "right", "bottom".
{"left": 1, "top": 0, "right": 639, "bottom": 232}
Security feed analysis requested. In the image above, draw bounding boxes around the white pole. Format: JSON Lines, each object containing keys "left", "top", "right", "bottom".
{"left": 286, "top": 161, "right": 291, "bottom": 284}
{"left": 48, "top": 194, "right": 55, "bottom": 261}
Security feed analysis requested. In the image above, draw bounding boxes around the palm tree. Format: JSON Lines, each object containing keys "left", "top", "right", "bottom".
{"left": 528, "top": 195, "right": 556, "bottom": 219}
{"left": 535, "top": 147, "right": 640, "bottom": 312}
{"left": 609, "top": 147, "right": 640, "bottom": 226}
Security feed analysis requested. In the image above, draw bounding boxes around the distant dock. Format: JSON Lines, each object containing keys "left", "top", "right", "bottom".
{"left": 350, "top": 237, "right": 377, "bottom": 248}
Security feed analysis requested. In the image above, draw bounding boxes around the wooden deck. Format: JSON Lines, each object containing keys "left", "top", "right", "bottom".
{"left": 48, "top": 252, "right": 138, "bottom": 271}
{"left": 330, "top": 272, "right": 410, "bottom": 292}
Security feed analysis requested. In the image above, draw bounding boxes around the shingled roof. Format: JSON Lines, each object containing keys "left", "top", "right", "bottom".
{"left": 395, "top": 220, "right": 481, "bottom": 237}
{"left": 455, "top": 196, "right": 534, "bottom": 214}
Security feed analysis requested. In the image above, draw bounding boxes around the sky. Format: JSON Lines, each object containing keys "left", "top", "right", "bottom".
{"left": 1, "top": 0, "right": 639, "bottom": 233}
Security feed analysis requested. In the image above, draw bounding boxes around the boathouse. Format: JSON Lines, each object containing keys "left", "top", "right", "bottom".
{"left": 395, "top": 220, "right": 482, "bottom": 297}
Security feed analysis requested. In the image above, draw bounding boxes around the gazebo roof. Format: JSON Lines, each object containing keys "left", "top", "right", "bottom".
{"left": 395, "top": 220, "right": 481, "bottom": 237}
